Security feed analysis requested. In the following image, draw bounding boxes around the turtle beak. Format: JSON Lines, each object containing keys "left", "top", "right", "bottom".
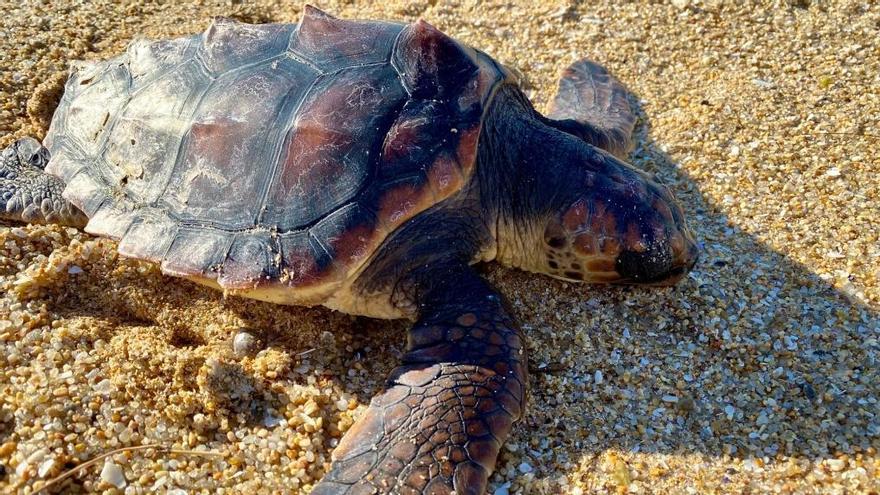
{"left": 614, "top": 237, "right": 699, "bottom": 286}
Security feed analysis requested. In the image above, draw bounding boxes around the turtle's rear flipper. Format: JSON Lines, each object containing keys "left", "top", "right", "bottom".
{"left": 545, "top": 59, "right": 636, "bottom": 159}
{"left": 0, "top": 137, "right": 87, "bottom": 227}
{"left": 313, "top": 266, "right": 527, "bottom": 494}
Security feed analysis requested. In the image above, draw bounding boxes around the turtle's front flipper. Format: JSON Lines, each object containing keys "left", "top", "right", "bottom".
{"left": 544, "top": 59, "right": 636, "bottom": 160}
{"left": 314, "top": 266, "right": 527, "bottom": 494}
{"left": 0, "top": 137, "right": 86, "bottom": 227}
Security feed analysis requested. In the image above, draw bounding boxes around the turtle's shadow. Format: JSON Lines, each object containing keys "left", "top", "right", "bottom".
{"left": 494, "top": 94, "right": 879, "bottom": 480}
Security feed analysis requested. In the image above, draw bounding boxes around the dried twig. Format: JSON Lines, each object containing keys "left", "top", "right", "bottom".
{"left": 36, "top": 443, "right": 224, "bottom": 493}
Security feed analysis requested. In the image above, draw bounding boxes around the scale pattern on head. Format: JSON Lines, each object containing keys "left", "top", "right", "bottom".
{"left": 42, "top": 7, "right": 508, "bottom": 304}
{"left": 541, "top": 145, "right": 698, "bottom": 285}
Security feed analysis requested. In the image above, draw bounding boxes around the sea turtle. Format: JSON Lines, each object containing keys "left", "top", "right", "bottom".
{"left": 0, "top": 6, "right": 698, "bottom": 494}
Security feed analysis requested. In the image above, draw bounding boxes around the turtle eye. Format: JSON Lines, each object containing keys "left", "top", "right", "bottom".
{"left": 14, "top": 137, "right": 50, "bottom": 170}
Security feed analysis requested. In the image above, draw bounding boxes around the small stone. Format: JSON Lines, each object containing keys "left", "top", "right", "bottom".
{"left": 826, "top": 459, "right": 846, "bottom": 471}
{"left": 678, "top": 396, "right": 696, "bottom": 414}
{"left": 320, "top": 330, "right": 336, "bottom": 346}
{"left": 494, "top": 481, "right": 511, "bottom": 495}
{"left": 825, "top": 167, "right": 841, "bottom": 177}
{"left": 662, "top": 394, "right": 679, "bottom": 403}
{"left": 15, "top": 460, "right": 30, "bottom": 478}
{"left": 594, "top": 370, "right": 603, "bottom": 385}
{"left": 0, "top": 442, "right": 15, "bottom": 457}
{"left": 729, "top": 145, "right": 741, "bottom": 157}
{"left": 518, "top": 462, "right": 533, "bottom": 473}
{"left": 25, "top": 448, "right": 48, "bottom": 466}
{"left": 756, "top": 411, "right": 769, "bottom": 426}
{"left": 67, "top": 265, "right": 83, "bottom": 274}
{"left": 800, "top": 382, "right": 816, "bottom": 401}
{"left": 724, "top": 405, "right": 736, "bottom": 419}
{"left": 101, "top": 460, "right": 126, "bottom": 489}
{"left": 263, "top": 412, "right": 282, "bottom": 428}
{"left": 37, "top": 458, "right": 55, "bottom": 478}
{"left": 233, "top": 330, "right": 260, "bottom": 358}
{"left": 94, "top": 379, "right": 114, "bottom": 395}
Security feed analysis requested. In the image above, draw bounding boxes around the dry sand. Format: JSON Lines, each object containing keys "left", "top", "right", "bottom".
{"left": 1, "top": 0, "right": 878, "bottom": 493}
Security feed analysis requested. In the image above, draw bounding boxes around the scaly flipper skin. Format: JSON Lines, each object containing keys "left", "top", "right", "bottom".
{"left": 0, "top": 138, "right": 86, "bottom": 227}
{"left": 313, "top": 266, "right": 527, "bottom": 494}
{"left": 545, "top": 59, "right": 637, "bottom": 160}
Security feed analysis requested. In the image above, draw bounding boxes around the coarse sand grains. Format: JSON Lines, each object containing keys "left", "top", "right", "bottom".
{"left": 1, "top": 1, "right": 878, "bottom": 493}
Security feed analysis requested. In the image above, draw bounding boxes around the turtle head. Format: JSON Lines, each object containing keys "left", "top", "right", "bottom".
{"left": 538, "top": 151, "right": 699, "bottom": 286}
{"left": 483, "top": 85, "right": 697, "bottom": 285}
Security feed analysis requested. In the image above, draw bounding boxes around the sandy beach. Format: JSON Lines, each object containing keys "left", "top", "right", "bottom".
{"left": 1, "top": 1, "right": 878, "bottom": 493}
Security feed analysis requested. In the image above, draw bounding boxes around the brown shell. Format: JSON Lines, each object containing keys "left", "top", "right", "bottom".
{"left": 43, "top": 6, "right": 509, "bottom": 305}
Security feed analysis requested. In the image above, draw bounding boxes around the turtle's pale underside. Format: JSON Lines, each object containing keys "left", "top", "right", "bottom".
{"left": 0, "top": 6, "right": 698, "bottom": 494}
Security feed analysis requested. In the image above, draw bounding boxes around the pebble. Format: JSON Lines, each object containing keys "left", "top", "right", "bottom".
{"left": 0, "top": 442, "right": 15, "bottom": 457}
{"left": 100, "top": 460, "right": 126, "bottom": 489}
{"left": 724, "top": 405, "right": 736, "bottom": 419}
{"left": 233, "top": 329, "right": 260, "bottom": 358}
{"left": 756, "top": 412, "right": 769, "bottom": 426}
{"left": 93, "top": 378, "right": 114, "bottom": 395}
{"left": 37, "top": 458, "right": 55, "bottom": 478}
{"left": 15, "top": 460, "right": 30, "bottom": 478}
{"left": 825, "top": 459, "right": 846, "bottom": 472}
{"left": 263, "top": 411, "right": 282, "bottom": 428}
{"left": 493, "top": 481, "right": 511, "bottom": 495}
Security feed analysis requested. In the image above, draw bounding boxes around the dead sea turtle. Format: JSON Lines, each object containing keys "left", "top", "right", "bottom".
{"left": 0, "top": 6, "right": 698, "bottom": 494}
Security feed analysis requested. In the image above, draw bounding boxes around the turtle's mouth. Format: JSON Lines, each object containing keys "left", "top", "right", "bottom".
{"left": 612, "top": 246, "right": 698, "bottom": 286}
{"left": 612, "top": 265, "right": 686, "bottom": 286}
